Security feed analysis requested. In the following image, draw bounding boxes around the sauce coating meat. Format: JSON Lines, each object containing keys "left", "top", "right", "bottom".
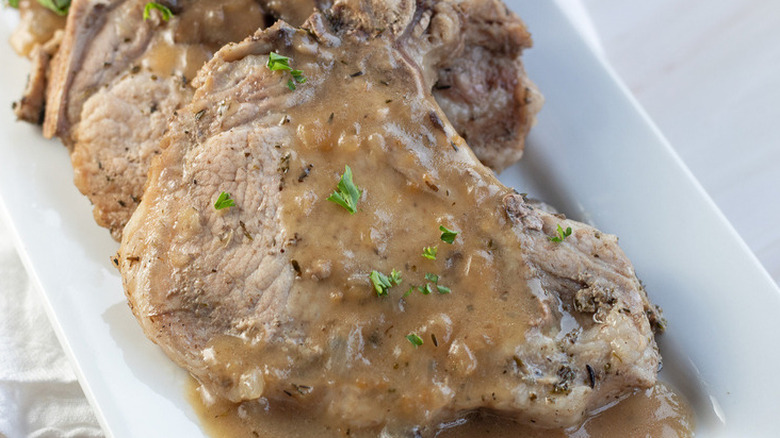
{"left": 118, "top": 2, "right": 663, "bottom": 435}
{"left": 16, "top": 0, "right": 539, "bottom": 240}
{"left": 40, "top": 0, "right": 267, "bottom": 239}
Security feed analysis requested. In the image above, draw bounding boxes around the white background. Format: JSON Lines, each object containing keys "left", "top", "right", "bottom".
{"left": 583, "top": 0, "right": 780, "bottom": 283}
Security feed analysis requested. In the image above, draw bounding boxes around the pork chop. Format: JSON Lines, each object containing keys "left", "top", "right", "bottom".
{"left": 431, "top": 0, "right": 541, "bottom": 171}
{"left": 38, "top": 0, "right": 538, "bottom": 240}
{"left": 117, "top": 2, "right": 661, "bottom": 435}
{"left": 10, "top": 0, "right": 66, "bottom": 124}
{"left": 42, "top": 0, "right": 268, "bottom": 239}
{"left": 263, "top": 0, "right": 332, "bottom": 26}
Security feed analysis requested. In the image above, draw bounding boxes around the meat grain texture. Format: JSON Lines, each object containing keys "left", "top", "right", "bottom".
{"left": 21, "top": 0, "right": 538, "bottom": 240}
{"left": 40, "top": 0, "right": 267, "bottom": 240}
{"left": 118, "top": 1, "right": 661, "bottom": 435}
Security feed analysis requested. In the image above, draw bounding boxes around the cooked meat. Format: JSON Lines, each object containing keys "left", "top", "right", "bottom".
{"left": 10, "top": 0, "right": 66, "bottom": 124}
{"left": 42, "top": 0, "right": 267, "bottom": 239}
{"left": 264, "top": 0, "right": 540, "bottom": 172}
{"left": 263, "top": 0, "right": 331, "bottom": 26}
{"left": 118, "top": 3, "right": 660, "bottom": 435}
{"left": 432, "top": 0, "right": 542, "bottom": 172}
{"left": 35, "top": 0, "right": 537, "bottom": 240}
{"left": 13, "top": 40, "right": 58, "bottom": 124}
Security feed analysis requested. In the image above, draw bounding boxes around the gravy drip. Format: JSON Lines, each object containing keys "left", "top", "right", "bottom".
{"left": 201, "top": 30, "right": 554, "bottom": 434}
{"left": 141, "top": 0, "right": 265, "bottom": 82}
{"left": 179, "top": 15, "right": 669, "bottom": 438}
{"left": 187, "top": 379, "right": 694, "bottom": 437}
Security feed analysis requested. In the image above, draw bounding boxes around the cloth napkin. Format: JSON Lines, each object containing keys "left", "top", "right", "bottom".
{"left": 0, "top": 2, "right": 599, "bottom": 436}
{"left": 0, "top": 215, "right": 103, "bottom": 437}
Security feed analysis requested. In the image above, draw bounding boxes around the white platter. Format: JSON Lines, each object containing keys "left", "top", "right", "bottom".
{"left": 1, "top": 1, "right": 779, "bottom": 436}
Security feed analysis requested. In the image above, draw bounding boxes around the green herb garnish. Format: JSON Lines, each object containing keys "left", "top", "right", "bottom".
{"left": 31, "top": 0, "right": 70, "bottom": 15}
{"left": 549, "top": 224, "right": 572, "bottom": 242}
{"left": 5, "top": 0, "right": 71, "bottom": 13}
{"left": 370, "top": 269, "right": 402, "bottom": 296}
{"left": 422, "top": 273, "right": 450, "bottom": 294}
{"left": 439, "top": 225, "right": 459, "bottom": 244}
{"left": 267, "top": 52, "right": 307, "bottom": 90}
{"left": 418, "top": 283, "right": 433, "bottom": 295}
{"left": 267, "top": 52, "right": 291, "bottom": 71}
{"left": 422, "top": 246, "right": 438, "bottom": 260}
{"left": 327, "top": 165, "right": 361, "bottom": 214}
{"left": 436, "top": 285, "right": 451, "bottom": 294}
{"left": 287, "top": 70, "right": 307, "bottom": 90}
{"left": 143, "top": 2, "right": 172, "bottom": 21}
{"left": 214, "top": 191, "right": 236, "bottom": 210}
{"left": 389, "top": 269, "right": 402, "bottom": 284}
{"left": 406, "top": 333, "right": 424, "bottom": 347}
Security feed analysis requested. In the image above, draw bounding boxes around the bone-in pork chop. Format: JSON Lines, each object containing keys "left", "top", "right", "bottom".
{"left": 117, "top": 2, "right": 661, "bottom": 435}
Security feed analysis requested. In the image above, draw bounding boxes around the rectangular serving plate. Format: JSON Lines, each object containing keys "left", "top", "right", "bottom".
{"left": 1, "top": 1, "right": 779, "bottom": 436}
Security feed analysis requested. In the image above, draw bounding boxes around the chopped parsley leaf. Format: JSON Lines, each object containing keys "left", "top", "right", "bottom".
{"left": 6, "top": 0, "right": 19, "bottom": 8}
{"left": 389, "top": 268, "right": 402, "bottom": 285}
{"left": 549, "top": 224, "right": 572, "bottom": 242}
{"left": 370, "top": 269, "right": 402, "bottom": 297}
{"left": 267, "top": 52, "right": 307, "bottom": 90}
{"left": 214, "top": 191, "right": 236, "bottom": 210}
{"left": 424, "top": 273, "right": 439, "bottom": 283}
{"left": 418, "top": 283, "right": 433, "bottom": 295}
{"left": 436, "top": 285, "right": 451, "bottom": 294}
{"left": 291, "top": 69, "right": 307, "bottom": 84}
{"left": 406, "top": 333, "right": 424, "bottom": 347}
{"left": 33, "top": 0, "right": 71, "bottom": 15}
{"left": 422, "top": 246, "right": 438, "bottom": 260}
{"left": 267, "top": 52, "right": 292, "bottom": 71}
{"left": 143, "top": 2, "right": 172, "bottom": 21}
{"left": 327, "top": 165, "right": 362, "bottom": 214}
{"left": 439, "top": 225, "right": 459, "bottom": 244}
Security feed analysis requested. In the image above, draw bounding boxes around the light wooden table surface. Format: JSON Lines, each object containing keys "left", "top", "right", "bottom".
{"left": 581, "top": 0, "right": 780, "bottom": 284}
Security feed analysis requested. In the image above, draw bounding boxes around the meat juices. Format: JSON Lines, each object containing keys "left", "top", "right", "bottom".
{"left": 188, "top": 380, "right": 694, "bottom": 437}
{"left": 118, "top": 1, "right": 663, "bottom": 435}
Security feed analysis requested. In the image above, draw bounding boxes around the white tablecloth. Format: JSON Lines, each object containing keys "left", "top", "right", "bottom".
{"left": 1, "top": 1, "right": 778, "bottom": 436}
{"left": 0, "top": 214, "right": 103, "bottom": 438}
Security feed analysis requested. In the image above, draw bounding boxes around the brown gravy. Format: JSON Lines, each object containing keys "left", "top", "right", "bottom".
{"left": 176, "top": 25, "right": 688, "bottom": 436}
{"left": 151, "top": 17, "right": 680, "bottom": 437}
{"left": 141, "top": 0, "right": 266, "bottom": 82}
{"left": 187, "top": 379, "right": 694, "bottom": 437}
